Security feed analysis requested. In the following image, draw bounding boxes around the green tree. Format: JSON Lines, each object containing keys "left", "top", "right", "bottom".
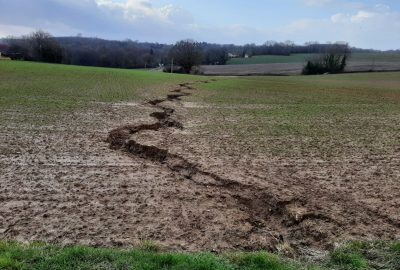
{"left": 303, "top": 43, "right": 350, "bottom": 75}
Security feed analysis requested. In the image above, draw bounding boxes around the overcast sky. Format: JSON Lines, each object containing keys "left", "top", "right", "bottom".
{"left": 0, "top": 0, "right": 399, "bottom": 50}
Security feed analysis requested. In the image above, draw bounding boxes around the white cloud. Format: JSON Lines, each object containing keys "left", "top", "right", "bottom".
{"left": 350, "top": 10, "right": 375, "bottom": 23}
{"left": 0, "top": 0, "right": 196, "bottom": 42}
{"left": 330, "top": 6, "right": 397, "bottom": 24}
{"left": 0, "top": 0, "right": 399, "bottom": 50}
{"left": 330, "top": 11, "right": 375, "bottom": 24}
{"left": 95, "top": 0, "right": 193, "bottom": 24}
{"left": 290, "top": 5, "right": 400, "bottom": 49}
{"left": 331, "top": 13, "right": 348, "bottom": 23}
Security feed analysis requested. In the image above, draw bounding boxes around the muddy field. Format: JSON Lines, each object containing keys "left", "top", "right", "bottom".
{"left": 201, "top": 61, "right": 400, "bottom": 76}
{"left": 1, "top": 62, "right": 399, "bottom": 254}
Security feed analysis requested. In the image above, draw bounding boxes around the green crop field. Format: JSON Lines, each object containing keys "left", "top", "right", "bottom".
{"left": 0, "top": 60, "right": 201, "bottom": 111}
{"left": 227, "top": 53, "right": 313, "bottom": 65}
{"left": 190, "top": 72, "right": 400, "bottom": 158}
{"left": 0, "top": 60, "right": 204, "bottom": 128}
{"left": 349, "top": 52, "right": 400, "bottom": 62}
{"left": 1, "top": 60, "right": 400, "bottom": 270}
{"left": 226, "top": 52, "right": 400, "bottom": 65}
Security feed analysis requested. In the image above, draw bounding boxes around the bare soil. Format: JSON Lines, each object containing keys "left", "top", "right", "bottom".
{"left": 0, "top": 80, "right": 399, "bottom": 253}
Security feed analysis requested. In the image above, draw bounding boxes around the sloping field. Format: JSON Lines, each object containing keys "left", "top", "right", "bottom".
{"left": 202, "top": 62, "right": 400, "bottom": 76}
{"left": 226, "top": 53, "right": 400, "bottom": 65}
{"left": 227, "top": 54, "right": 313, "bottom": 65}
{"left": 350, "top": 52, "right": 400, "bottom": 62}
{"left": 206, "top": 53, "right": 400, "bottom": 75}
{"left": 0, "top": 61, "right": 399, "bottom": 255}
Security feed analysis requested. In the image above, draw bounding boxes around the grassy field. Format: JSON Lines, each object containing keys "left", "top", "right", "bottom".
{"left": 1, "top": 241, "right": 399, "bottom": 269}
{"left": 349, "top": 52, "right": 400, "bottom": 62}
{"left": 226, "top": 52, "right": 400, "bottom": 65}
{"left": 1, "top": 61, "right": 400, "bottom": 269}
{"left": 3, "top": 60, "right": 398, "bottom": 159}
{"left": 0, "top": 60, "right": 201, "bottom": 113}
{"left": 227, "top": 54, "right": 313, "bottom": 65}
{"left": 191, "top": 72, "right": 400, "bottom": 157}
{"left": 0, "top": 60, "right": 204, "bottom": 132}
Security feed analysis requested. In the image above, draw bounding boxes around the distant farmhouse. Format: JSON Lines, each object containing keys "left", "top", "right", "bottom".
{"left": 227, "top": 52, "right": 251, "bottom": 59}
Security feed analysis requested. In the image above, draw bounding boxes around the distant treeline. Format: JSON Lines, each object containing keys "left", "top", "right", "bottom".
{"left": 1, "top": 31, "right": 397, "bottom": 69}
{"left": 59, "top": 37, "right": 171, "bottom": 68}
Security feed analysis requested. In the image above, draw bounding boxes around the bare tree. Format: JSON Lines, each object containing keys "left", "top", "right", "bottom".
{"left": 303, "top": 43, "right": 351, "bottom": 75}
{"left": 170, "top": 40, "right": 202, "bottom": 73}
{"left": 203, "top": 47, "right": 228, "bottom": 65}
{"left": 27, "top": 30, "right": 63, "bottom": 63}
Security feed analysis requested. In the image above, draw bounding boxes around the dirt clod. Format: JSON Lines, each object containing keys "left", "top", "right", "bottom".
{"left": 2, "top": 79, "right": 398, "bottom": 253}
{"left": 105, "top": 81, "right": 400, "bottom": 252}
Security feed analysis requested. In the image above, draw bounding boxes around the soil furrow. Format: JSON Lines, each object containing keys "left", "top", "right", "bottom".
{"left": 107, "top": 81, "right": 399, "bottom": 251}
{"left": 106, "top": 82, "right": 333, "bottom": 250}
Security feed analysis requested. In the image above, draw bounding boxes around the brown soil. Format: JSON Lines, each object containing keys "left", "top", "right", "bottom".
{"left": 105, "top": 81, "right": 400, "bottom": 252}
{"left": 0, "top": 80, "right": 399, "bottom": 253}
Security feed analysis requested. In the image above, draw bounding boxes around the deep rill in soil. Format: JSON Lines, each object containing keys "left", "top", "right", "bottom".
{"left": 107, "top": 81, "right": 399, "bottom": 252}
